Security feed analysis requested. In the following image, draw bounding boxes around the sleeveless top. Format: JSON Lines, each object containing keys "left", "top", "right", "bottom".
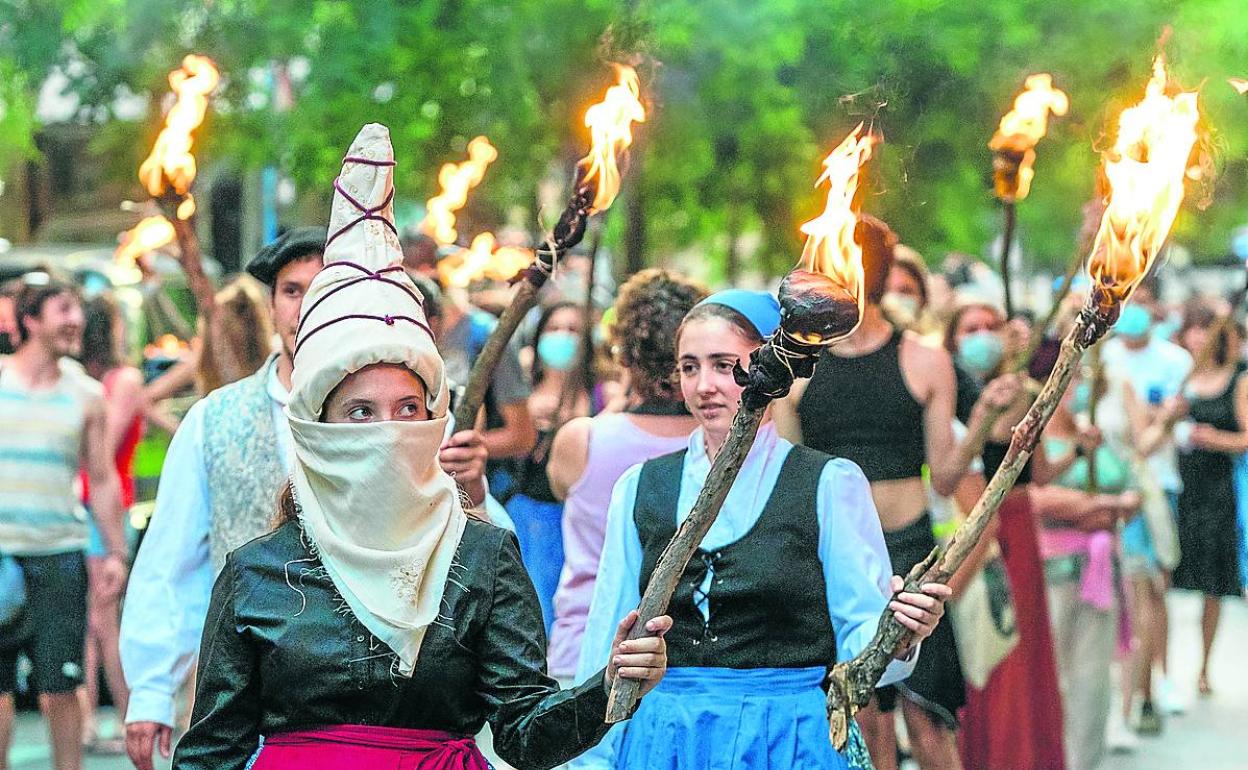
{"left": 546, "top": 411, "right": 692, "bottom": 677}
{"left": 0, "top": 361, "right": 95, "bottom": 555}
{"left": 632, "top": 445, "right": 837, "bottom": 669}
{"left": 79, "top": 367, "right": 144, "bottom": 508}
{"left": 797, "top": 328, "right": 926, "bottom": 482}
{"left": 203, "top": 354, "right": 286, "bottom": 572}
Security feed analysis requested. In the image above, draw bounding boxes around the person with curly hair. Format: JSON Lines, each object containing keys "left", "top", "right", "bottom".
{"left": 545, "top": 268, "right": 707, "bottom": 680}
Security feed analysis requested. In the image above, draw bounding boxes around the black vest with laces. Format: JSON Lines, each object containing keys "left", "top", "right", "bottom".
{"left": 633, "top": 445, "right": 837, "bottom": 669}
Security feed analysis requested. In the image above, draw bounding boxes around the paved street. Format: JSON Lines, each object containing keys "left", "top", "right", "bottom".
{"left": 7, "top": 591, "right": 1245, "bottom": 769}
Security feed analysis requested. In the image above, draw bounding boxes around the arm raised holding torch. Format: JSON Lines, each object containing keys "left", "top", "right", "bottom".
{"left": 605, "top": 123, "right": 879, "bottom": 721}
{"left": 826, "top": 53, "right": 1203, "bottom": 749}
{"left": 451, "top": 64, "right": 645, "bottom": 431}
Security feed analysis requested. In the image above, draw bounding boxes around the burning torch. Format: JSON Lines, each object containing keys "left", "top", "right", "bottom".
{"left": 990, "top": 74, "right": 1068, "bottom": 317}
{"left": 137, "top": 54, "right": 220, "bottom": 324}
{"left": 451, "top": 64, "right": 645, "bottom": 432}
{"left": 605, "top": 123, "right": 876, "bottom": 722}
{"left": 825, "top": 54, "right": 1202, "bottom": 750}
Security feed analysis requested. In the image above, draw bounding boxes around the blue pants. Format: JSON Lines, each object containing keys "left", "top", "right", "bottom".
{"left": 503, "top": 494, "right": 564, "bottom": 634}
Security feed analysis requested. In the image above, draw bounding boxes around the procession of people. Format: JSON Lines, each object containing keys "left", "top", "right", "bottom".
{"left": 3, "top": 35, "right": 1248, "bottom": 770}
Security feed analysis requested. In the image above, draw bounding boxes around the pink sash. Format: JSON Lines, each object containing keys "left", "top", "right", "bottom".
{"left": 251, "top": 725, "right": 490, "bottom": 770}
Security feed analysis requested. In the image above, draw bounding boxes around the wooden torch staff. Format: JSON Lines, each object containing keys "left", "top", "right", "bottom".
{"left": 451, "top": 184, "right": 594, "bottom": 430}
{"left": 825, "top": 51, "right": 1200, "bottom": 750}
{"left": 823, "top": 294, "right": 1117, "bottom": 747}
{"left": 451, "top": 62, "right": 644, "bottom": 430}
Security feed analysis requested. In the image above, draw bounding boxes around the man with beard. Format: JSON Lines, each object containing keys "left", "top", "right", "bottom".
{"left": 0, "top": 272, "right": 126, "bottom": 770}
{"left": 121, "top": 228, "right": 490, "bottom": 770}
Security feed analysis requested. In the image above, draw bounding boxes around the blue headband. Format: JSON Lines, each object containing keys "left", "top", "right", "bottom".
{"left": 696, "top": 289, "right": 781, "bottom": 339}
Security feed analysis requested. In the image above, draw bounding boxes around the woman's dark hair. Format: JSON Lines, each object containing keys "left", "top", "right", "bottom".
{"left": 15, "top": 271, "right": 80, "bottom": 344}
{"left": 531, "top": 301, "right": 585, "bottom": 389}
{"left": 1180, "top": 300, "right": 1238, "bottom": 368}
{"left": 611, "top": 269, "right": 708, "bottom": 403}
{"left": 80, "top": 293, "right": 122, "bottom": 376}
{"left": 859, "top": 214, "right": 899, "bottom": 306}
{"left": 676, "top": 302, "right": 764, "bottom": 349}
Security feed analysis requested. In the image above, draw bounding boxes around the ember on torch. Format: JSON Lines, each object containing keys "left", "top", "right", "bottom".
{"left": 825, "top": 53, "right": 1201, "bottom": 751}
{"left": 605, "top": 124, "right": 875, "bottom": 722}
{"left": 450, "top": 64, "right": 645, "bottom": 433}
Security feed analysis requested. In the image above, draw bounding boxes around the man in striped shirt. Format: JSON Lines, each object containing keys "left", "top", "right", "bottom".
{"left": 0, "top": 272, "right": 124, "bottom": 770}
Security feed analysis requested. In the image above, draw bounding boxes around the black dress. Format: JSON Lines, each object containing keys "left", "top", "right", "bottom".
{"left": 173, "top": 519, "right": 612, "bottom": 770}
{"left": 1175, "top": 370, "right": 1244, "bottom": 597}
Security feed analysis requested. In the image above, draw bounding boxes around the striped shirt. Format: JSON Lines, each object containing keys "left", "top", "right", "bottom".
{"left": 0, "top": 359, "right": 100, "bottom": 555}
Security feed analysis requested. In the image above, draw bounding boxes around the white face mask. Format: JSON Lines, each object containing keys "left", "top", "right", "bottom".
{"left": 882, "top": 292, "right": 922, "bottom": 325}
{"left": 288, "top": 413, "right": 466, "bottom": 676}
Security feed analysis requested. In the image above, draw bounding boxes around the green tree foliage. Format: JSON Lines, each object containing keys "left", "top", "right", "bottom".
{"left": 3, "top": 0, "right": 1247, "bottom": 274}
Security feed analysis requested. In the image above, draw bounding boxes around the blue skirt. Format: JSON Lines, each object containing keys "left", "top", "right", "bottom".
{"left": 503, "top": 494, "right": 564, "bottom": 634}
{"left": 616, "top": 667, "right": 872, "bottom": 770}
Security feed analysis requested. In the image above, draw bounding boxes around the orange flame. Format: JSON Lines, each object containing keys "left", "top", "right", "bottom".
{"left": 115, "top": 216, "right": 176, "bottom": 268}
{"left": 1087, "top": 55, "right": 1200, "bottom": 303}
{"left": 420, "top": 136, "right": 499, "bottom": 246}
{"left": 138, "top": 55, "right": 219, "bottom": 219}
{"left": 578, "top": 64, "right": 646, "bottom": 213}
{"left": 797, "top": 123, "right": 875, "bottom": 332}
{"left": 144, "top": 333, "right": 189, "bottom": 360}
{"left": 438, "top": 232, "right": 534, "bottom": 289}
{"left": 989, "top": 73, "right": 1069, "bottom": 200}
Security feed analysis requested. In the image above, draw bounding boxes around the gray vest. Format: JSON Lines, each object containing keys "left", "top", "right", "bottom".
{"left": 203, "top": 354, "right": 286, "bottom": 572}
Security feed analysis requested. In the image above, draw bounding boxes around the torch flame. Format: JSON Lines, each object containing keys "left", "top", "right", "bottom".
{"left": 797, "top": 123, "right": 875, "bottom": 331}
{"left": 137, "top": 55, "right": 220, "bottom": 219}
{"left": 1087, "top": 55, "right": 1200, "bottom": 304}
{"left": 438, "top": 232, "right": 534, "bottom": 289}
{"left": 578, "top": 64, "right": 646, "bottom": 213}
{"left": 420, "top": 136, "right": 499, "bottom": 246}
{"left": 989, "top": 73, "right": 1069, "bottom": 201}
{"left": 115, "top": 216, "right": 176, "bottom": 268}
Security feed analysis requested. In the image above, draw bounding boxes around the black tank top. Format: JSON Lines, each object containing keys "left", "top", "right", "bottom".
{"left": 797, "top": 329, "right": 926, "bottom": 482}
{"left": 633, "top": 446, "right": 837, "bottom": 669}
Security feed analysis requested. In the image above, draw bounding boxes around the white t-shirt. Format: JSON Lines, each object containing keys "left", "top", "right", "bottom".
{"left": 1101, "top": 336, "right": 1193, "bottom": 492}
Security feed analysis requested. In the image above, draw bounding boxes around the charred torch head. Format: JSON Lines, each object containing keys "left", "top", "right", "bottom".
{"left": 989, "top": 73, "right": 1068, "bottom": 202}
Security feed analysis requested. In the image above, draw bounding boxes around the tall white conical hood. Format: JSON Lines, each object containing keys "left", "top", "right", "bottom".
{"left": 285, "top": 123, "right": 465, "bottom": 676}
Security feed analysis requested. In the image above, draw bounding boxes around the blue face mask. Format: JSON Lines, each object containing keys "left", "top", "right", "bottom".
{"left": 1071, "top": 381, "right": 1092, "bottom": 414}
{"left": 957, "top": 330, "right": 1005, "bottom": 378}
{"left": 1116, "top": 305, "right": 1152, "bottom": 340}
{"left": 537, "top": 330, "right": 579, "bottom": 371}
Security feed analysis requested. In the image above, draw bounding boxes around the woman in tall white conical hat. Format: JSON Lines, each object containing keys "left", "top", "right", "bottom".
{"left": 174, "top": 124, "right": 671, "bottom": 770}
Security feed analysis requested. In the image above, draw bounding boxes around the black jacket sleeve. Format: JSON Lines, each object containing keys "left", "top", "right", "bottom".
{"left": 476, "top": 530, "right": 612, "bottom": 770}
{"left": 172, "top": 555, "right": 262, "bottom": 770}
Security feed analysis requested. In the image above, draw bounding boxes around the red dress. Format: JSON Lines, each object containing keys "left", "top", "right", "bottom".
{"left": 80, "top": 367, "right": 144, "bottom": 508}
{"left": 959, "top": 489, "right": 1067, "bottom": 770}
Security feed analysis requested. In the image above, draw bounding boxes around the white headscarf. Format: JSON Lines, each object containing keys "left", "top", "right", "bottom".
{"left": 286, "top": 123, "right": 466, "bottom": 676}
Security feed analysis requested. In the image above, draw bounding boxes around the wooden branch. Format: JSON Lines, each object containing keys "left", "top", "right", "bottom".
{"left": 167, "top": 213, "right": 216, "bottom": 323}
{"left": 1001, "top": 201, "right": 1017, "bottom": 319}
{"left": 826, "top": 304, "right": 1111, "bottom": 749}
{"left": 451, "top": 278, "right": 541, "bottom": 431}
{"left": 605, "top": 402, "right": 768, "bottom": 722}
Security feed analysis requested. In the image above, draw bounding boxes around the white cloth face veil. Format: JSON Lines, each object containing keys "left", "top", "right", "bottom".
{"left": 285, "top": 122, "right": 466, "bottom": 676}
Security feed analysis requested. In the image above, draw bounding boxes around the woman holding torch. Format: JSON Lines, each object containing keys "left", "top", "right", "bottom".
{"left": 572, "top": 289, "right": 952, "bottom": 770}
{"left": 775, "top": 216, "right": 1019, "bottom": 770}
{"left": 172, "top": 124, "right": 671, "bottom": 770}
